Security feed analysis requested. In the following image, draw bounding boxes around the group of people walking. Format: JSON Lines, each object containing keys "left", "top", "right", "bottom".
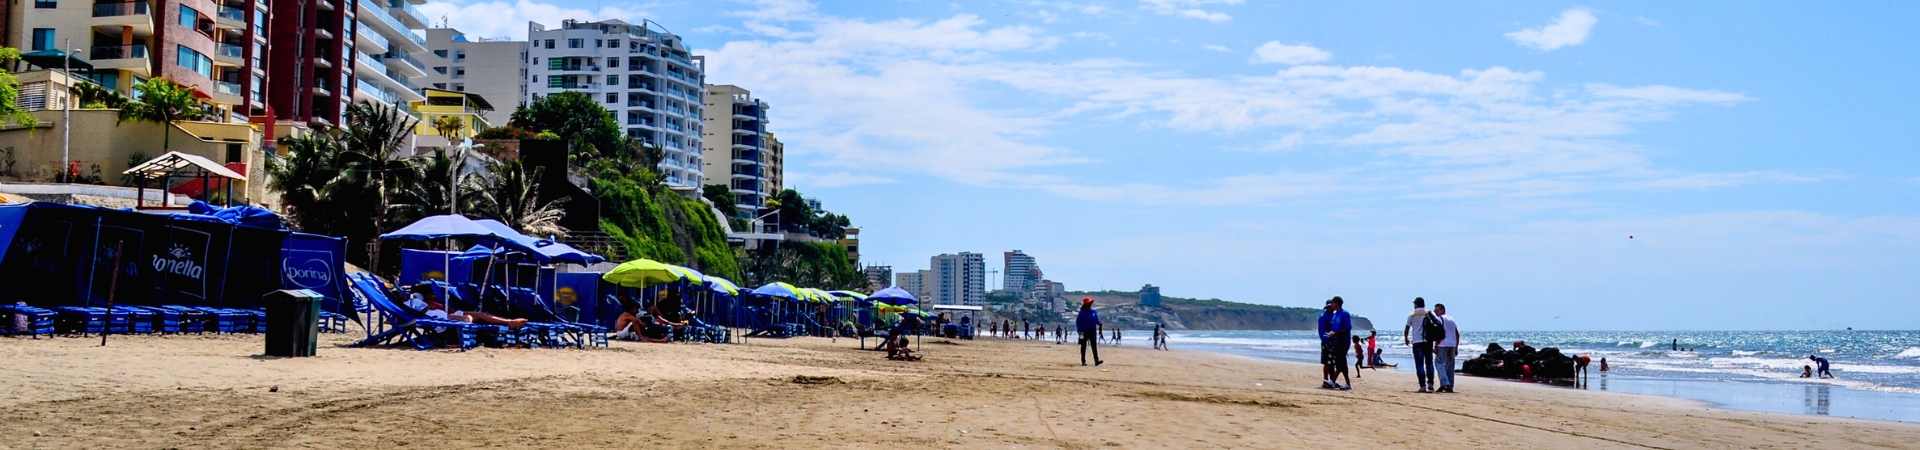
{"left": 1319, "top": 296, "right": 1460, "bottom": 393}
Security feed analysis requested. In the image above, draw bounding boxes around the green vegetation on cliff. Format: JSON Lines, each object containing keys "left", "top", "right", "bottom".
{"left": 592, "top": 176, "right": 741, "bottom": 281}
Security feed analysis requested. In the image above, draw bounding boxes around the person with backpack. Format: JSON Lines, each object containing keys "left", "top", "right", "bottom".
{"left": 1405, "top": 297, "right": 1438, "bottom": 393}
{"left": 1433, "top": 303, "right": 1461, "bottom": 393}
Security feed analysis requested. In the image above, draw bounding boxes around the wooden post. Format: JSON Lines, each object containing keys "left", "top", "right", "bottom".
{"left": 100, "top": 241, "right": 124, "bottom": 347}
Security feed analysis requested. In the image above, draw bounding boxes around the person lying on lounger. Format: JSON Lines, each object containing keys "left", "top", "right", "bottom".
{"left": 405, "top": 285, "right": 527, "bottom": 329}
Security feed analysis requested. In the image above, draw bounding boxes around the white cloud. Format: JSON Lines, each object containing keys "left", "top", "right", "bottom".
{"left": 703, "top": 1, "right": 1766, "bottom": 205}
{"left": 1139, "top": 0, "right": 1242, "bottom": 23}
{"left": 1506, "top": 9, "right": 1598, "bottom": 51}
{"left": 1202, "top": 44, "right": 1230, "bottom": 52}
{"left": 1249, "top": 41, "right": 1332, "bottom": 65}
{"left": 423, "top": 0, "right": 649, "bottom": 40}
{"left": 1635, "top": 16, "right": 1660, "bottom": 26}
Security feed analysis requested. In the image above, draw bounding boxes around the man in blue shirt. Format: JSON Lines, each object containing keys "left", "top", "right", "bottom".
{"left": 1810, "top": 355, "right": 1834, "bottom": 379}
{"left": 1318, "top": 297, "right": 1353, "bottom": 390}
{"left": 1076, "top": 297, "right": 1104, "bottom": 366}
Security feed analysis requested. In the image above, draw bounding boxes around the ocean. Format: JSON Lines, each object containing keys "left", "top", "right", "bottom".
{"left": 1165, "top": 329, "right": 1920, "bottom": 423}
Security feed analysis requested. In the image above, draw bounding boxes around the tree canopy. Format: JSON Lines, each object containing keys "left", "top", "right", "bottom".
{"left": 117, "top": 78, "right": 208, "bottom": 151}
{"left": 508, "top": 92, "right": 624, "bottom": 159}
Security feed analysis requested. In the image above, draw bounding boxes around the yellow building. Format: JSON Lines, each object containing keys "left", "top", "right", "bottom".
{"left": 409, "top": 88, "right": 493, "bottom": 151}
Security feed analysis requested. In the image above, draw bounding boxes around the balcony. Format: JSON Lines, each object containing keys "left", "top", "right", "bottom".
{"left": 311, "top": 79, "right": 334, "bottom": 97}
{"left": 91, "top": 1, "right": 154, "bottom": 36}
{"left": 210, "top": 80, "right": 243, "bottom": 104}
{"left": 214, "top": 43, "right": 244, "bottom": 66}
{"left": 215, "top": 5, "right": 246, "bottom": 30}
{"left": 356, "top": 22, "right": 390, "bottom": 53}
{"left": 88, "top": 45, "right": 150, "bottom": 76}
{"left": 354, "top": 78, "right": 398, "bottom": 106}
{"left": 387, "top": 0, "right": 427, "bottom": 29}
{"left": 376, "top": 50, "right": 426, "bottom": 78}
{"left": 356, "top": 0, "right": 426, "bottom": 53}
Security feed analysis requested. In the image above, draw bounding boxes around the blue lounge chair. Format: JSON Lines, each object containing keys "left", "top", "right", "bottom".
{"left": 347, "top": 274, "right": 494, "bottom": 350}
{"left": 2, "top": 304, "right": 57, "bottom": 338}
{"left": 123, "top": 306, "right": 183, "bottom": 334}
{"left": 501, "top": 286, "right": 608, "bottom": 348}
{"left": 114, "top": 307, "right": 155, "bottom": 334}
{"left": 52, "top": 307, "right": 106, "bottom": 336}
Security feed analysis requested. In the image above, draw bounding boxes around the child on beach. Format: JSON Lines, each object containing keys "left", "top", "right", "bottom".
{"left": 1800, "top": 365, "right": 1813, "bottom": 378}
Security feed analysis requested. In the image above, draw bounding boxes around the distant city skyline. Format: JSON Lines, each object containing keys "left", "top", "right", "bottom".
{"left": 431, "top": 1, "right": 1920, "bottom": 330}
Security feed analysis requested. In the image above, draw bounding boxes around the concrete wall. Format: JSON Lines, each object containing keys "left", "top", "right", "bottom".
{"left": 422, "top": 28, "right": 525, "bottom": 126}
{"left": 0, "top": 109, "right": 263, "bottom": 202}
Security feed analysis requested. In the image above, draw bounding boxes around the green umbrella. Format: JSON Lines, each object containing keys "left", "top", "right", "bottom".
{"left": 602, "top": 259, "right": 692, "bottom": 288}
{"left": 667, "top": 264, "right": 708, "bottom": 286}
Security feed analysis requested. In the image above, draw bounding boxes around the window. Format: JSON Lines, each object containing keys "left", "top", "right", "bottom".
{"left": 530, "top": 75, "right": 537, "bottom": 82}
{"left": 547, "top": 77, "right": 562, "bottom": 88}
{"left": 33, "top": 0, "right": 55, "bottom": 9}
{"left": 605, "top": 75, "right": 616, "bottom": 85}
{"left": 567, "top": 38, "right": 582, "bottom": 48}
{"left": 452, "top": 83, "right": 464, "bottom": 91}
{"left": 178, "top": 6, "right": 199, "bottom": 27}
{"left": 543, "top": 39, "right": 554, "bottom": 49}
{"left": 608, "top": 57, "right": 619, "bottom": 68}
{"left": 453, "top": 50, "right": 465, "bottom": 62}
{"left": 433, "top": 66, "right": 447, "bottom": 74}
{"left": 453, "top": 67, "right": 465, "bottom": 79}
{"left": 605, "top": 93, "right": 617, "bottom": 103}
{"left": 547, "top": 58, "right": 562, "bottom": 70}
{"left": 607, "top": 39, "right": 620, "bottom": 48}
{"left": 433, "top": 50, "right": 448, "bottom": 58}
{"left": 176, "top": 45, "right": 213, "bottom": 78}
{"left": 30, "top": 29, "right": 53, "bottom": 52}
{"left": 433, "top": 83, "right": 447, "bottom": 89}
{"left": 593, "top": 39, "right": 601, "bottom": 48}
{"left": 531, "top": 57, "right": 538, "bottom": 65}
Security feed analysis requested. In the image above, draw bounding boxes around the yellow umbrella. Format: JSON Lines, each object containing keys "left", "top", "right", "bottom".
{"left": 666, "top": 265, "right": 708, "bottom": 286}
{"left": 602, "top": 259, "right": 692, "bottom": 288}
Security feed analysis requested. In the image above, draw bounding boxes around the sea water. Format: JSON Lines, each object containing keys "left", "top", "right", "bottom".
{"left": 1166, "top": 329, "right": 1920, "bottom": 422}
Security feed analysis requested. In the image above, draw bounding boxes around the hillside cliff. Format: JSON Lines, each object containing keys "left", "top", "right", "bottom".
{"left": 1069, "top": 291, "right": 1375, "bottom": 331}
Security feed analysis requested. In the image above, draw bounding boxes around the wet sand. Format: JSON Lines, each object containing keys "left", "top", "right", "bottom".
{"left": 3, "top": 332, "right": 1918, "bottom": 449}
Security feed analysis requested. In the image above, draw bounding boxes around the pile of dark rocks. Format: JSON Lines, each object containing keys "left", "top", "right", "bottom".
{"left": 1461, "top": 342, "right": 1578, "bottom": 379}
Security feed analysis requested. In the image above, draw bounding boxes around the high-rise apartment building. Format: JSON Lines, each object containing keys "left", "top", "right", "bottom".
{"left": 526, "top": 19, "right": 705, "bottom": 187}
{"left": 764, "top": 131, "right": 784, "bottom": 194}
{"left": 864, "top": 265, "right": 892, "bottom": 289}
{"left": 422, "top": 27, "right": 523, "bottom": 126}
{"left": 347, "top": 0, "right": 430, "bottom": 115}
{"left": 701, "top": 83, "right": 771, "bottom": 217}
{"left": 895, "top": 269, "right": 933, "bottom": 301}
{"left": 5, "top": 0, "right": 270, "bottom": 121}
{"left": 1003, "top": 250, "right": 1038, "bottom": 294}
{"left": 264, "top": 0, "right": 347, "bottom": 126}
{"left": 930, "top": 252, "right": 985, "bottom": 306}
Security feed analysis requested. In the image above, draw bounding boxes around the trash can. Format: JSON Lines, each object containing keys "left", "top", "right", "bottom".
{"left": 263, "top": 289, "right": 324, "bottom": 357}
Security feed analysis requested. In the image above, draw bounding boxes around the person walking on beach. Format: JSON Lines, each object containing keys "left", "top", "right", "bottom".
{"left": 1405, "top": 297, "right": 1436, "bottom": 393}
{"left": 1810, "top": 355, "right": 1834, "bottom": 379}
{"left": 1433, "top": 303, "right": 1461, "bottom": 393}
{"left": 1319, "top": 297, "right": 1353, "bottom": 390}
{"left": 1077, "top": 298, "right": 1104, "bottom": 366}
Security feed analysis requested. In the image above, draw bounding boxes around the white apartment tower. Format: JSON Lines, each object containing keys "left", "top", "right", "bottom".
{"left": 350, "top": 0, "right": 431, "bottom": 112}
{"left": 701, "top": 84, "right": 772, "bottom": 217}
{"left": 931, "top": 252, "right": 986, "bottom": 306}
{"left": 525, "top": 19, "right": 705, "bottom": 187}
{"left": 422, "top": 28, "right": 525, "bottom": 126}
{"left": 1003, "top": 250, "right": 1038, "bottom": 294}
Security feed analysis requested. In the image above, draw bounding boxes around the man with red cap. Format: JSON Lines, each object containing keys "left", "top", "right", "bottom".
{"left": 1076, "top": 297, "right": 1104, "bottom": 366}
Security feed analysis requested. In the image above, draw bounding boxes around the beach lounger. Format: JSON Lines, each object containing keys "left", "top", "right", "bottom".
{"left": 346, "top": 274, "right": 492, "bottom": 350}
{"left": 124, "top": 306, "right": 183, "bottom": 334}
{"left": 52, "top": 307, "right": 107, "bottom": 336}
{"left": 116, "top": 307, "right": 155, "bottom": 334}
{"left": 2, "top": 304, "right": 57, "bottom": 338}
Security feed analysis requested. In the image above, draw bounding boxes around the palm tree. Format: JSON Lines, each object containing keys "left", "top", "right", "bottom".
{"left": 431, "top": 114, "right": 465, "bottom": 145}
{"left": 117, "top": 79, "right": 207, "bottom": 151}
{"left": 387, "top": 145, "right": 478, "bottom": 223}
{"left": 266, "top": 101, "right": 420, "bottom": 265}
{"left": 468, "top": 159, "right": 568, "bottom": 238}
{"left": 72, "top": 81, "right": 128, "bottom": 109}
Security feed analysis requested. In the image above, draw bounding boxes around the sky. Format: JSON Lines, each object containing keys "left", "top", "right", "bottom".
{"left": 424, "top": 0, "right": 1920, "bottom": 331}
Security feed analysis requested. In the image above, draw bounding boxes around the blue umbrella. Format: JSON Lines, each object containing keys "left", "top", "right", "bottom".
{"left": 470, "top": 219, "right": 604, "bottom": 265}
{"left": 751, "top": 282, "right": 804, "bottom": 300}
{"left": 868, "top": 286, "right": 919, "bottom": 306}
{"left": 381, "top": 214, "right": 496, "bottom": 240}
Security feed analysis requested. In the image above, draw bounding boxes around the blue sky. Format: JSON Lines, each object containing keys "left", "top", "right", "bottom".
{"left": 426, "top": 0, "right": 1920, "bottom": 331}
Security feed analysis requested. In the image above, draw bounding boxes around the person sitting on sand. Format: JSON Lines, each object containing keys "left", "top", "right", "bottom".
{"left": 405, "top": 285, "right": 527, "bottom": 329}
{"left": 886, "top": 333, "right": 920, "bottom": 361}
{"left": 1810, "top": 355, "right": 1834, "bottom": 379}
{"left": 1800, "top": 365, "right": 1813, "bottom": 378}
{"left": 612, "top": 302, "right": 645, "bottom": 341}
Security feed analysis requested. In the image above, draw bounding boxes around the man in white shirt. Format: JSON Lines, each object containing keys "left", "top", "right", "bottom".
{"left": 1403, "top": 297, "right": 1435, "bottom": 393}
{"left": 1434, "top": 303, "right": 1461, "bottom": 393}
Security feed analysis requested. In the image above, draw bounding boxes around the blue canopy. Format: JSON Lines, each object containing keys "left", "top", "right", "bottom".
{"left": 751, "top": 282, "right": 803, "bottom": 300}
{"left": 381, "top": 214, "right": 496, "bottom": 240}
{"left": 473, "top": 219, "right": 604, "bottom": 265}
{"left": 0, "top": 203, "right": 26, "bottom": 263}
{"left": 185, "top": 201, "right": 284, "bottom": 229}
{"left": 534, "top": 241, "right": 605, "bottom": 265}
{"left": 868, "top": 286, "right": 919, "bottom": 306}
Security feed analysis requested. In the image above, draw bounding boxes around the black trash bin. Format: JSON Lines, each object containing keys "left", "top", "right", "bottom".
{"left": 263, "top": 289, "right": 324, "bottom": 357}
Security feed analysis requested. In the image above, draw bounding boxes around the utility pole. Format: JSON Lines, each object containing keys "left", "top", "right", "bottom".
{"left": 60, "top": 40, "right": 75, "bottom": 182}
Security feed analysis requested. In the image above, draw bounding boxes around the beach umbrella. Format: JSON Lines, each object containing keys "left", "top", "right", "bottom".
{"left": 750, "top": 282, "right": 804, "bottom": 300}
{"left": 868, "top": 287, "right": 919, "bottom": 306}
{"left": 706, "top": 276, "right": 740, "bottom": 296}
{"left": 827, "top": 290, "right": 867, "bottom": 301}
{"left": 666, "top": 265, "right": 707, "bottom": 286}
{"left": 602, "top": 259, "right": 694, "bottom": 288}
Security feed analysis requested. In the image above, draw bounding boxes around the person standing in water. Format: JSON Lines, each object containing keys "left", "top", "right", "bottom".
{"left": 1810, "top": 355, "right": 1834, "bottom": 379}
{"left": 1405, "top": 297, "right": 1436, "bottom": 393}
{"left": 1076, "top": 298, "right": 1104, "bottom": 366}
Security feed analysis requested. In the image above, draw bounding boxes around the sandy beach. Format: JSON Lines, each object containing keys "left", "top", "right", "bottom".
{"left": 4, "top": 333, "right": 1918, "bottom": 449}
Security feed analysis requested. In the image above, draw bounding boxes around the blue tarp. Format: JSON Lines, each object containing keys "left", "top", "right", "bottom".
{"left": 187, "top": 201, "right": 285, "bottom": 229}
{"left": 281, "top": 232, "right": 350, "bottom": 315}
{"left": 0, "top": 203, "right": 27, "bottom": 263}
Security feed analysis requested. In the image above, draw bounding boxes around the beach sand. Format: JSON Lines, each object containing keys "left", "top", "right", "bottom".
{"left": 3, "top": 333, "right": 1917, "bottom": 449}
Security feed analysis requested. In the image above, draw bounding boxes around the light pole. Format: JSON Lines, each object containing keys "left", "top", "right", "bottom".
{"left": 60, "top": 41, "right": 79, "bottom": 183}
